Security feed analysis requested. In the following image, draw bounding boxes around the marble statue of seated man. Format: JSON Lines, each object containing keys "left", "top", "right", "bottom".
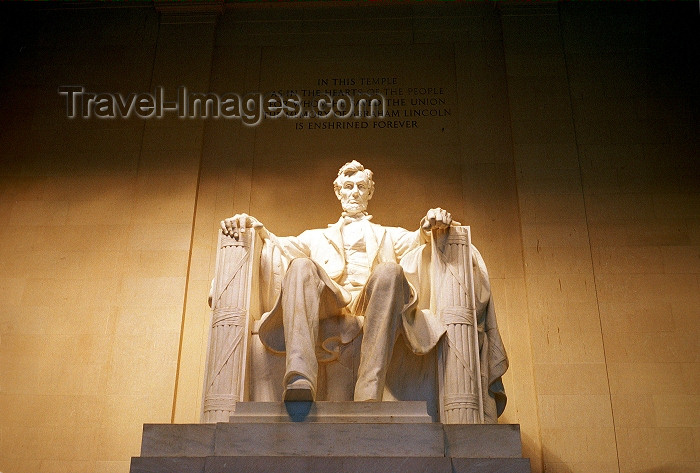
{"left": 221, "top": 160, "right": 455, "bottom": 402}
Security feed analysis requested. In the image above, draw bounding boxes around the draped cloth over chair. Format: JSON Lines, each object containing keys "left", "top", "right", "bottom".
{"left": 202, "top": 226, "right": 508, "bottom": 424}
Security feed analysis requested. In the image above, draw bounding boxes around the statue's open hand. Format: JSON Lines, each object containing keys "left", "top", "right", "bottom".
{"left": 422, "top": 207, "right": 456, "bottom": 231}
{"left": 221, "top": 213, "right": 263, "bottom": 239}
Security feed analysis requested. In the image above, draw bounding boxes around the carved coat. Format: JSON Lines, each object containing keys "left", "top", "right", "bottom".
{"left": 257, "top": 217, "right": 446, "bottom": 357}
{"left": 256, "top": 217, "right": 508, "bottom": 420}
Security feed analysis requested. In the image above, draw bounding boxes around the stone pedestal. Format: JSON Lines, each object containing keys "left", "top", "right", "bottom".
{"left": 130, "top": 402, "right": 530, "bottom": 473}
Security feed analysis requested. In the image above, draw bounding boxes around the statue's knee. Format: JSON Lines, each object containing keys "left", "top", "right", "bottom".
{"left": 372, "top": 261, "right": 404, "bottom": 283}
{"left": 285, "top": 258, "right": 317, "bottom": 279}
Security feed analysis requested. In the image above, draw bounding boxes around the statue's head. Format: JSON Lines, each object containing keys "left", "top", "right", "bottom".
{"left": 333, "top": 160, "right": 375, "bottom": 216}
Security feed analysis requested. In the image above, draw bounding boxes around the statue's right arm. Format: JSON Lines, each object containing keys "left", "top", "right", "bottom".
{"left": 209, "top": 215, "right": 311, "bottom": 307}
{"left": 221, "top": 213, "right": 269, "bottom": 240}
{"left": 220, "top": 213, "right": 310, "bottom": 259}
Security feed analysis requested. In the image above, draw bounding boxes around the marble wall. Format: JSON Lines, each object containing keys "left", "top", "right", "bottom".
{"left": 0, "top": 2, "right": 696, "bottom": 473}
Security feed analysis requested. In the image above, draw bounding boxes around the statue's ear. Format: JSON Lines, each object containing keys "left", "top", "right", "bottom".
{"left": 334, "top": 187, "right": 342, "bottom": 200}
{"left": 367, "top": 187, "right": 374, "bottom": 200}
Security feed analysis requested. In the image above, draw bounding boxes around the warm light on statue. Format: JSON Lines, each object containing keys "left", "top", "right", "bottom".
{"left": 203, "top": 161, "right": 508, "bottom": 424}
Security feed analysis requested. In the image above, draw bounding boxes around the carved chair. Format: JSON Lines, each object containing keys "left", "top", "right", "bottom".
{"left": 201, "top": 226, "right": 500, "bottom": 424}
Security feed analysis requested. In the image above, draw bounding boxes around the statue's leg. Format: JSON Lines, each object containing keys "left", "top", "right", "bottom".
{"left": 354, "top": 262, "right": 410, "bottom": 401}
{"left": 281, "top": 257, "right": 326, "bottom": 401}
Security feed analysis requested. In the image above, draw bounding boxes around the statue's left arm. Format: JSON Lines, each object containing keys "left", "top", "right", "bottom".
{"left": 391, "top": 207, "right": 456, "bottom": 260}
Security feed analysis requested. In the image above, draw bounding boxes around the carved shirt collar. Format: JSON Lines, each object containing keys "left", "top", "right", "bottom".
{"left": 340, "top": 212, "right": 372, "bottom": 224}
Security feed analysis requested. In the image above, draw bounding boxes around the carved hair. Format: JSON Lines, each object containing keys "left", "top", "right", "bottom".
{"left": 333, "top": 160, "right": 375, "bottom": 194}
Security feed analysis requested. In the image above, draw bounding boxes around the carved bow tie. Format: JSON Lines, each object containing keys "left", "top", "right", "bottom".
{"left": 341, "top": 213, "right": 372, "bottom": 224}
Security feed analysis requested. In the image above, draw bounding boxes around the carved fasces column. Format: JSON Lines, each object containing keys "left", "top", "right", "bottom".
{"left": 202, "top": 229, "right": 260, "bottom": 423}
{"left": 432, "top": 226, "right": 484, "bottom": 424}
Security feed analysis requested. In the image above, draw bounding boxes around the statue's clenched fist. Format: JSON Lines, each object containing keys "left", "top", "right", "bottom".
{"left": 421, "top": 207, "right": 456, "bottom": 231}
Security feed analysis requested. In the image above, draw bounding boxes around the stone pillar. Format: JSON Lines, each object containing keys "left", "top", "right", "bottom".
{"left": 499, "top": 3, "right": 618, "bottom": 471}
{"left": 148, "top": 0, "right": 223, "bottom": 424}
{"left": 432, "top": 226, "right": 484, "bottom": 424}
{"left": 202, "top": 229, "right": 260, "bottom": 422}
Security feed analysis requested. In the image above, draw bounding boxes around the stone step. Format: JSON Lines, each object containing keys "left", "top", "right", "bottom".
{"left": 230, "top": 401, "right": 433, "bottom": 423}
{"left": 445, "top": 424, "right": 523, "bottom": 458}
{"left": 140, "top": 422, "right": 523, "bottom": 459}
{"left": 131, "top": 456, "right": 531, "bottom": 473}
{"left": 215, "top": 422, "right": 445, "bottom": 457}
{"left": 141, "top": 424, "right": 215, "bottom": 458}
{"left": 452, "top": 458, "right": 531, "bottom": 473}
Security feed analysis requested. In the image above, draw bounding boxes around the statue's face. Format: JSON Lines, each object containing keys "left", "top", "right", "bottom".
{"left": 335, "top": 171, "right": 373, "bottom": 215}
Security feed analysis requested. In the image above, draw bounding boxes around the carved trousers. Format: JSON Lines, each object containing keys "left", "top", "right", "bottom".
{"left": 281, "top": 258, "right": 410, "bottom": 401}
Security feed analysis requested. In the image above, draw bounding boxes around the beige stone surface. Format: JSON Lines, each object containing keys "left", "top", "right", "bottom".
{"left": 1, "top": 3, "right": 698, "bottom": 473}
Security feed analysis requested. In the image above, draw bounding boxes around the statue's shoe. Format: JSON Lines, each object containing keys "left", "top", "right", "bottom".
{"left": 283, "top": 376, "right": 314, "bottom": 402}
